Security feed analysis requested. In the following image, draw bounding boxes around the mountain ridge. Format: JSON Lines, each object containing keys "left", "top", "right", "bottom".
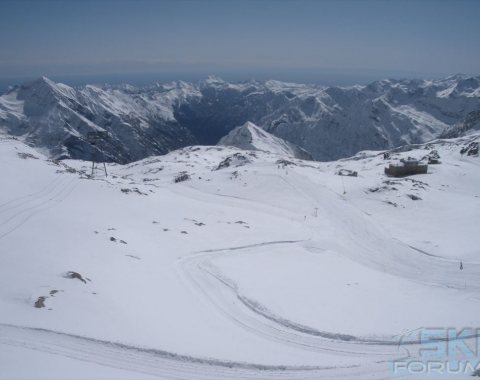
{"left": 0, "top": 74, "right": 479, "bottom": 162}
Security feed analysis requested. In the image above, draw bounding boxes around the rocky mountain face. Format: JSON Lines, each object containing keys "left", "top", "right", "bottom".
{"left": 440, "top": 110, "right": 480, "bottom": 138}
{"left": 0, "top": 75, "right": 479, "bottom": 162}
{"left": 0, "top": 77, "right": 198, "bottom": 163}
{"left": 218, "top": 121, "right": 312, "bottom": 160}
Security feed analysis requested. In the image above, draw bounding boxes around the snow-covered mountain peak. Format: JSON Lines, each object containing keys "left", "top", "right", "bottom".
{"left": 18, "top": 76, "right": 76, "bottom": 100}
{"left": 444, "top": 73, "right": 470, "bottom": 82}
{"left": 218, "top": 121, "right": 312, "bottom": 160}
{"left": 436, "top": 75, "right": 480, "bottom": 98}
{"left": 31, "top": 76, "right": 55, "bottom": 87}
{"left": 5, "top": 77, "right": 79, "bottom": 121}
{"left": 26, "top": 76, "right": 56, "bottom": 88}
{"left": 201, "top": 75, "right": 226, "bottom": 87}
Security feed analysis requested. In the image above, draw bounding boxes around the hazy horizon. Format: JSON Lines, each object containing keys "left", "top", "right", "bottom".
{"left": 1, "top": 0, "right": 479, "bottom": 91}
{"left": 1, "top": 68, "right": 475, "bottom": 93}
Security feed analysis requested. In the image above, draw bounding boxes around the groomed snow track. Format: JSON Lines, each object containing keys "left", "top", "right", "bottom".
{"left": 0, "top": 324, "right": 373, "bottom": 380}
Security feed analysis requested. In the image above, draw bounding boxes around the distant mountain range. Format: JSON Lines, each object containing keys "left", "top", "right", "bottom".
{"left": 0, "top": 74, "right": 479, "bottom": 162}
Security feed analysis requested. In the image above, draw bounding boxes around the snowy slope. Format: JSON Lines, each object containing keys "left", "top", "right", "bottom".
{"left": 218, "top": 121, "right": 312, "bottom": 159}
{"left": 0, "top": 131, "right": 479, "bottom": 379}
{"left": 1, "top": 75, "right": 479, "bottom": 162}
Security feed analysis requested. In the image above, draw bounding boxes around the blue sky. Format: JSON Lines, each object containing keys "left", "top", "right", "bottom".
{"left": 1, "top": 0, "right": 479, "bottom": 86}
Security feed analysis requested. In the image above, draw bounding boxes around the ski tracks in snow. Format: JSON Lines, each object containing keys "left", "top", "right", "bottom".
{"left": 176, "top": 240, "right": 412, "bottom": 356}
{"left": 173, "top": 169, "right": 480, "bottom": 377}
{"left": 0, "top": 323, "right": 380, "bottom": 380}
{"left": 0, "top": 174, "right": 78, "bottom": 240}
